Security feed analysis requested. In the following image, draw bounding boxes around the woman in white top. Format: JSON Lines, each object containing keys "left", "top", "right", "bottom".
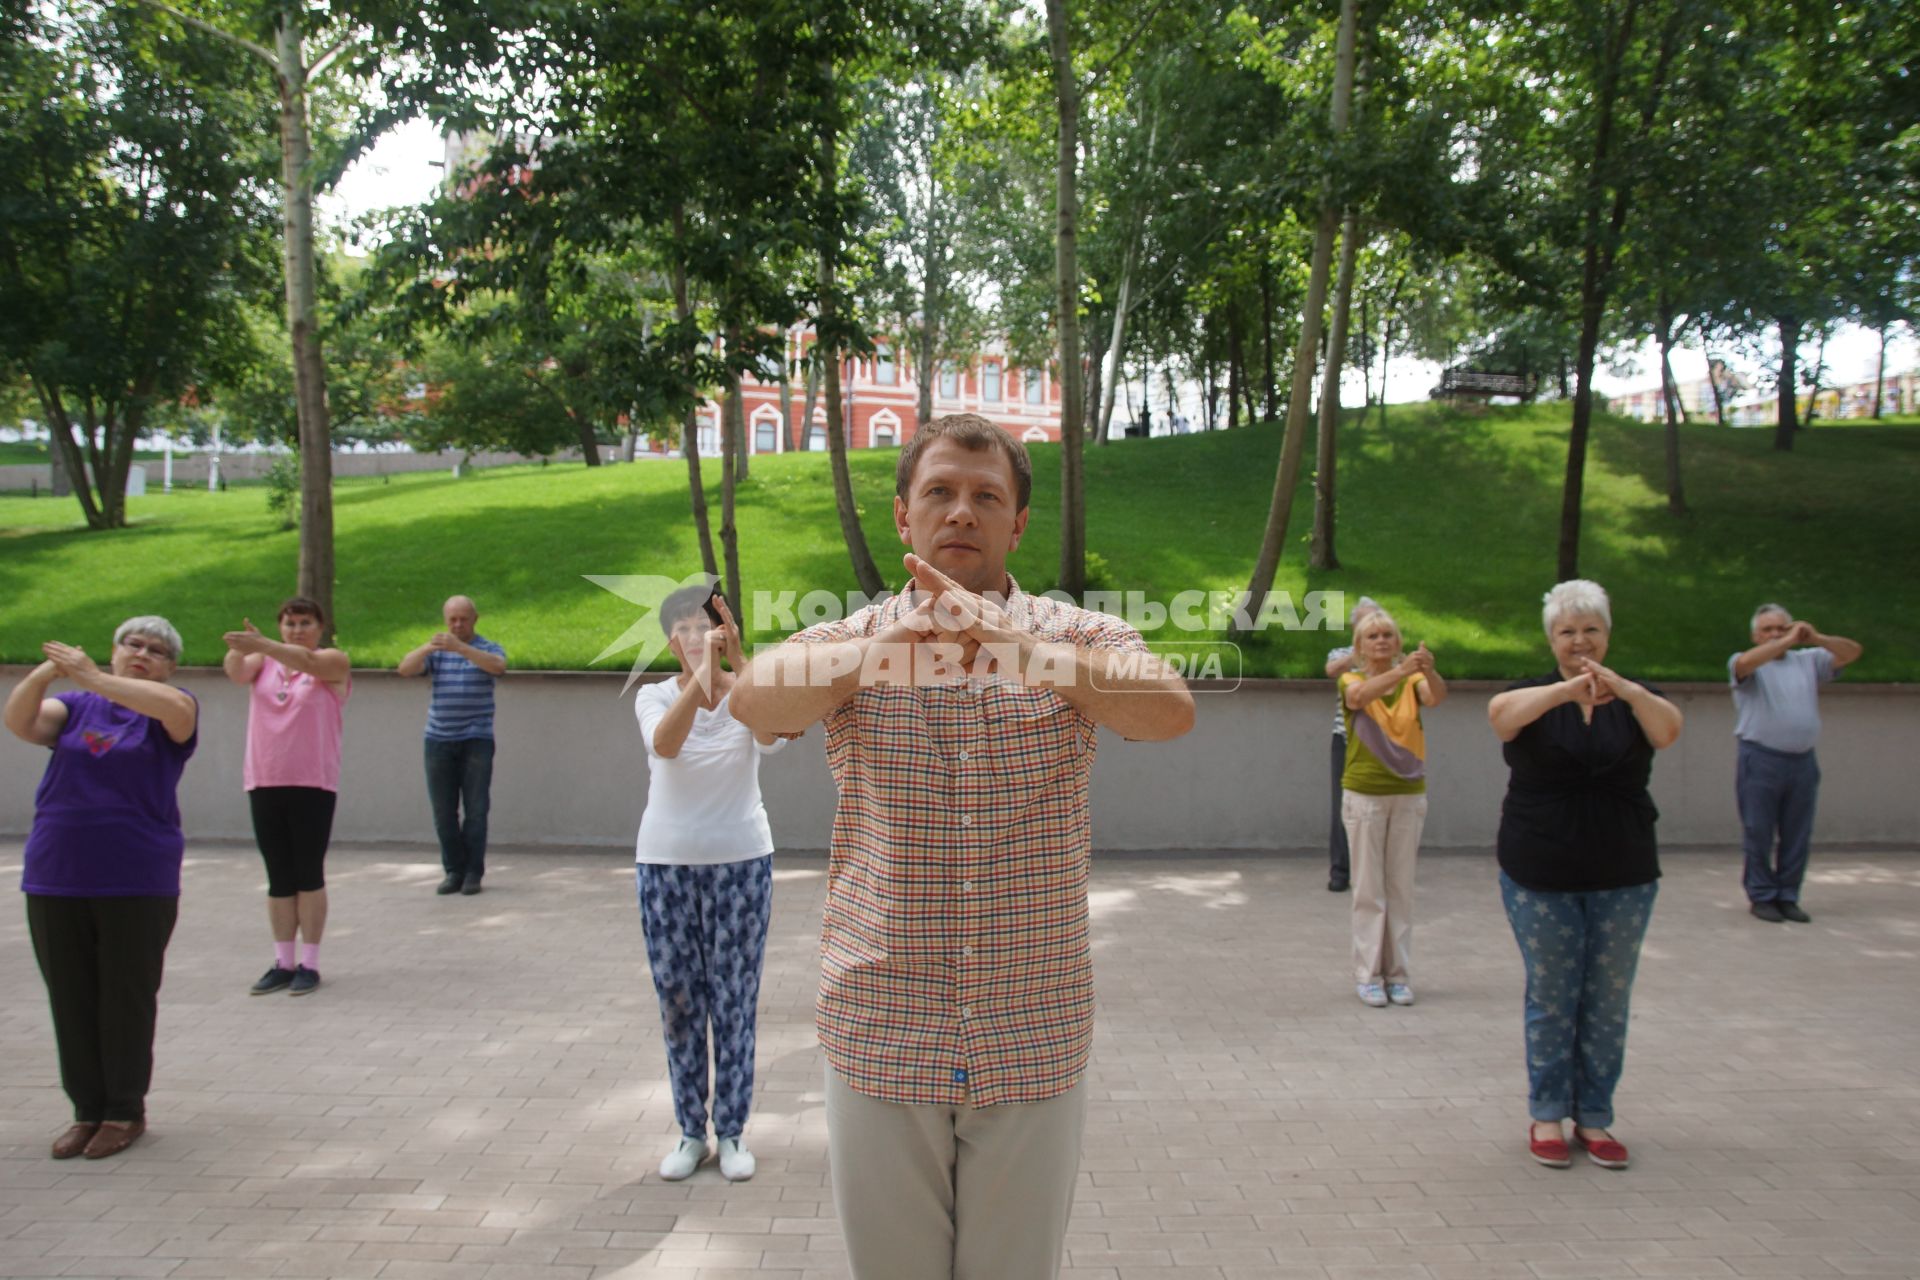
{"left": 634, "top": 584, "right": 790, "bottom": 1184}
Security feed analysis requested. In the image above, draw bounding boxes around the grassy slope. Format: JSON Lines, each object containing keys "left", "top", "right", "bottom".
{"left": 1, "top": 405, "right": 1914, "bottom": 678}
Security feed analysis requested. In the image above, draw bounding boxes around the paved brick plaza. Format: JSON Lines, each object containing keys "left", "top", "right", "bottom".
{"left": 2, "top": 841, "right": 1916, "bottom": 1280}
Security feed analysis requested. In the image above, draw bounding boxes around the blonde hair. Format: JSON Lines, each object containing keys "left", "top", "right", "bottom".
{"left": 1354, "top": 609, "right": 1402, "bottom": 646}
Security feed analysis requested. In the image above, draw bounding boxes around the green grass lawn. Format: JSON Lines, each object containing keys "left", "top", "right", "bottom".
{"left": 1, "top": 403, "right": 1914, "bottom": 679}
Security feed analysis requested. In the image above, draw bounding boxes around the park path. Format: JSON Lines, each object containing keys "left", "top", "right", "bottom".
{"left": 1, "top": 842, "right": 1916, "bottom": 1279}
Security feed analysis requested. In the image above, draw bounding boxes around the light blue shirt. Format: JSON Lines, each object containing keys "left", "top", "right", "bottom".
{"left": 1730, "top": 646, "right": 1834, "bottom": 755}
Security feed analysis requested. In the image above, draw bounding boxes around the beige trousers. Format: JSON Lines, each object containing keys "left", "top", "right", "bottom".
{"left": 826, "top": 1066, "right": 1088, "bottom": 1280}
{"left": 1343, "top": 789, "right": 1427, "bottom": 984}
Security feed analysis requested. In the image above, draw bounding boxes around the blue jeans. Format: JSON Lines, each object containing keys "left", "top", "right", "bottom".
{"left": 1737, "top": 740, "right": 1819, "bottom": 904}
{"left": 1499, "top": 871, "right": 1658, "bottom": 1128}
{"left": 637, "top": 857, "right": 773, "bottom": 1141}
{"left": 424, "top": 737, "right": 494, "bottom": 878}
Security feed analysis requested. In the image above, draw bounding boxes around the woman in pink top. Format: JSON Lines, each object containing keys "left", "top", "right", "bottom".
{"left": 222, "top": 598, "right": 350, "bottom": 997}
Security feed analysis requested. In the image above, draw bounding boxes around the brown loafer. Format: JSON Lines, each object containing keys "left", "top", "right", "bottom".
{"left": 51, "top": 1123, "right": 100, "bottom": 1160}
{"left": 82, "top": 1120, "right": 144, "bottom": 1160}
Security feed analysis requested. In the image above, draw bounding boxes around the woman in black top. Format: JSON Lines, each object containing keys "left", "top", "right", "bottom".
{"left": 1487, "top": 580, "right": 1682, "bottom": 1171}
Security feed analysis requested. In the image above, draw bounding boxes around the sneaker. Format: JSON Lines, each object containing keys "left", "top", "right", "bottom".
{"left": 1750, "top": 901, "right": 1785, "bottom": 923}
{"left": 289, "top": 966, "right": 320, "bottom": 996}
{"left": 250, "top": 965, "right": 296, "bottom": 996}
{"left": 1387, "top": 983, "right": 1415, "bottom": 1006}
{"left": 460, "top": 874, "right": 483, "bottom": 896}
{"left": 436, "top": 873, "right": 463, "bottom": 895}
{"left": 717, "top": 1136, "right": 756, "bottom": 1181}
{"left": 1778, "top": 902, "right": 1811, "bottom": 923}
{"left": 1357, "top": 982, "right": 1388, "bottom": 1008}
{"left": 658, "top": 1136, "right": 705, "bottom": 1181}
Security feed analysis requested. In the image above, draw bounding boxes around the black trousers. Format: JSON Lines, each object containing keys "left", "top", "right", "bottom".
{"left": 1329, "top": 734, "right": 1351, "bottom": 879}
{"left": 25, "top": 894, "right": 178, "bottom": 1124}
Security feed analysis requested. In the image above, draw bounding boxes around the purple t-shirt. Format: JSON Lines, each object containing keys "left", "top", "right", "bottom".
{"left": 21, "top": 690, "right": 198, "bottom": 898}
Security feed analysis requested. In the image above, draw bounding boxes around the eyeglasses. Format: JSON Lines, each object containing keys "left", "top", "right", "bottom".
{"left": 118, "top": 637, "right": 175, "bottom": 660}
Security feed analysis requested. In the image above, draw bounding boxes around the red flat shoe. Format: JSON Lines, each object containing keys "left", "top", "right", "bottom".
{"left": 1528, "top": 1124, "right": 1571, "bottom": 1168}
{"left": 1575, "top": 1128, "right": 1630, "bottom": 1169}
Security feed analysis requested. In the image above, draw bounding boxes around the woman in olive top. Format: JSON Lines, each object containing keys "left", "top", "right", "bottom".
{"left": 1340, "top": 609, "right": 1447, "bottom": 1008}
{"left": 1487, "top": 580, "right": 1683, "bottom": 1171}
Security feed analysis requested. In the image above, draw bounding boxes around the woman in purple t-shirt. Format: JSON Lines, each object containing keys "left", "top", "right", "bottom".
{"left": 223, "top": 598, "right": 350, "bottom": 998}
{"left": 3, "top": 616, "right": 199, "bottom": 1162}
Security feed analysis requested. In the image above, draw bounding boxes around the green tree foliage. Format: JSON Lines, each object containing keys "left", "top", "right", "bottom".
{"left": 0, "top": 1, "right": 278, "bottom": 529}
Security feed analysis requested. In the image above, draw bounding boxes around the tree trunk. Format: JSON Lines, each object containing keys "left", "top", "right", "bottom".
{"left": 1084, "top": 317, "right": 1107, "bottom": 449}
{"left": 572, "top": 411, "right": 602, "bottom": 465}
{"left": 1260, "top": 255, "right": 1277, "bottom": 423}
{"left": 671, "top": 208, "right": 719, "bottom": 581}
{"left": 1873, "top": 323, "right": 1888, "bottom": 419}
{"left": 39, "top": 386, "right": 109, "bottom": 528}
{"left": 799, "top": 357, "right": 819, "bottom": 452}
{"left": 1227, "top": 305, "right": 1243, "bottom": 430}
{"left": 1046, "top": 0, "right": 1086, "bottom": 598}
{"left": 819, "top": 117, "right": 885, "bottom": 597}
{"left": 1773, "top": 314, "right": 1800, "bottom": 450}
{"left": 1096, "top": 259, "right": 1135, "bottom": 444}
{"left": 1309, "top": 209, "right": 1358, "bottom": 570}
{"left": 719, "top": 349, "right": 744, "bottom": 621}
{"left": 1242, "top": 0, "right": 1355, "bottom": 626}
{"left": 1557, "top": 0, "right": 1647, "bottom": 582}
{"left": 778, "top": 344, "right": 794, "bottom": 448}
{"left": 1655, "top": 302, "right": 1686, "bottom": 516}
{"left": 275, "top": 18, "right": 335, "bottom": 634}
{"left": 1357, "top": 293, "right": 1372, "bottom": 411}
{"left": 1805, "top": 326, "right": 1828, "bottom": 430}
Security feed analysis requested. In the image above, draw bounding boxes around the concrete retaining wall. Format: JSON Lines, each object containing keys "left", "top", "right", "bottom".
{"left": 5, "top": 668, "right": 1915, "bottom": 853}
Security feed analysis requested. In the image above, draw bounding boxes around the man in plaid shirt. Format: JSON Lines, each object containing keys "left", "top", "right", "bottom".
{"left": 733, "top": 414, "right": 1194, "bottom": 1279}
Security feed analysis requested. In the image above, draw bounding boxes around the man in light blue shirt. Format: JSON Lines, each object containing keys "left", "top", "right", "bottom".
{"left": 1729, "top": 604, "right": 1862, "bottom": 924}
{"left": 399, "top": 596, "right": 509, "bottom": 895}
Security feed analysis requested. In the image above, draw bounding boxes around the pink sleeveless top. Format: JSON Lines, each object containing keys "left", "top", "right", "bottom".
{"left": 244, "top": 656, "right": 349, "bottom": 791}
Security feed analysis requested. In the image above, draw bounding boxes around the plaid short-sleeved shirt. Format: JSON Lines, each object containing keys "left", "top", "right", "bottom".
{"left": 788, "top": 575, "right": 1151, "bottom": 1107}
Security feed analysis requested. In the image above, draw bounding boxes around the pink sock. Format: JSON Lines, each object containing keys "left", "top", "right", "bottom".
{"left": 274, "top": 940, "right": 296, "bottom": 970}
{"left": 300, "top": 942, "right": 320, "bottom": 971}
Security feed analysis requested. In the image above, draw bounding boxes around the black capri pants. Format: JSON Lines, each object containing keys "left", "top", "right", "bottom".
{"left": 248, "top": 786, "right": 338, "bottom": 897}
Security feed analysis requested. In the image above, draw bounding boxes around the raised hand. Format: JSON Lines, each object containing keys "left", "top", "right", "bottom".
{"left": 223, "top": 618, "right": 269, "bottom": 653}
{"left": 713, "top": 595, "right": 747, "bottom": 671}
{"left": 1577, "top": 656, "right": 1627, "bottom": 704}
{"left": 42, "top": 641, "right": 99, "bottom": 683}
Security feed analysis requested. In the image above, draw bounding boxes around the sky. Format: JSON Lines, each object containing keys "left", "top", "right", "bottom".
{"left": 323, "top": 119, "right": 1915, "bottom": 413}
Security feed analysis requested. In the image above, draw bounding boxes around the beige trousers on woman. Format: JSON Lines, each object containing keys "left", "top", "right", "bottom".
{"left": 1343, "top": 789, "right": 1428, "bottom": 984}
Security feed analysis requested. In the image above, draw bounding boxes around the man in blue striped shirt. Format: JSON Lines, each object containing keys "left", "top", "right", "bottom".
{"left": 398, "top": 596, "right": 509, "bottom": 895}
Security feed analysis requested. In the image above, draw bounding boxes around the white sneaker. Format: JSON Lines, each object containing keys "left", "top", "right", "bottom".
{"left": 717, "top": 1136, "right": 756, "bottom": 1181}
{"left": 1357, "top": 982, "right": 1389, "bottom": 1008}
{"left": 658, "top": 1136, "right": 705, "bottom": 1181}
{"left": 1387, "top": 983, "right": 1415, "bottom": 1006}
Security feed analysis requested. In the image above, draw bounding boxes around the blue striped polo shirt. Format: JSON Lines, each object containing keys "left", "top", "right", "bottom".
{"left": 425, "top": 637, "right": 507, "bottom": 741}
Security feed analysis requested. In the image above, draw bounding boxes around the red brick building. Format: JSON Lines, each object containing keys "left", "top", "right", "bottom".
{"left": 689, "top": 329, "right": 1064, "bottom": 456}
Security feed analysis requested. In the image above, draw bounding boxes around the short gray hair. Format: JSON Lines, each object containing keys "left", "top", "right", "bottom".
{"left": 1751, "top": 602, "right": 1792, "bottom": 629}
{"left": 1348, "top": 595, "right": 1381, "bottom": 631}
{"left": 114, "top": 615, "right": 183, "bottom": 661}
{"left": 1542, "top": 580, "right": 1611, "bottom": 636}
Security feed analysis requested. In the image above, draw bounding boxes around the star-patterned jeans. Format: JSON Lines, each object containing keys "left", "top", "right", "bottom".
{"left": 1498, "top": 871, "right": 1658, "bottom": 1128}
{"left": 637, "top": 856, "right": 773, "bottom": 1142}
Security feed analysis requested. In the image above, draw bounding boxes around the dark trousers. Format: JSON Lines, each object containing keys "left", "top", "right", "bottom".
{"left": 1737, "top": 740, "right": 1820, "bottom": 904}
{"left": 425, "top": 737, "right": 494, "bottom": 877}
{"left": 1328, "top": 734, "right": 1350, "bottom": 881}
{"left": 25, "top": 894, "right": 178, "bottom": 1124}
